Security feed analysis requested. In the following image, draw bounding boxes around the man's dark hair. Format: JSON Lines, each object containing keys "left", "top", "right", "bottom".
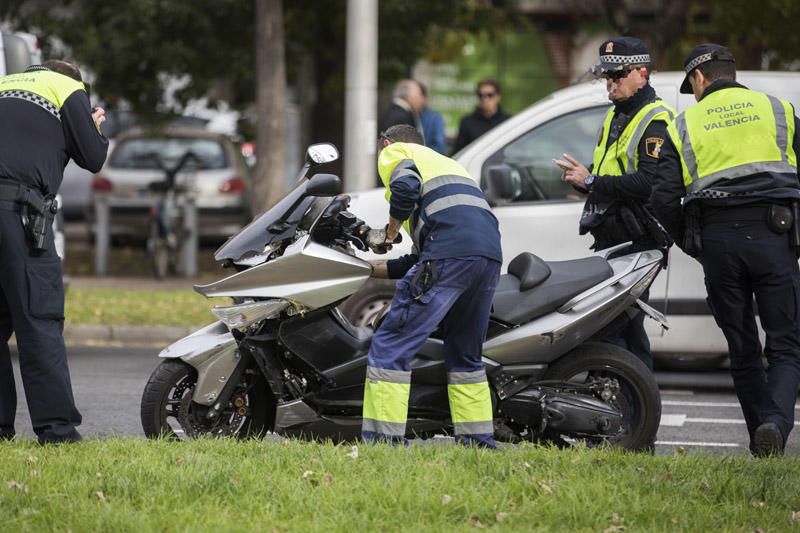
{"left": 382, "top": 124, "right": 424, "bottom": 145}
{"left": 43, "top": 59, "right": 82, "bottom": 82}
{"left": 477, "top": 78, "right": 502, "bottom": 95}
{"left": 695, "top": 60, "right": 736, "bottom": 84}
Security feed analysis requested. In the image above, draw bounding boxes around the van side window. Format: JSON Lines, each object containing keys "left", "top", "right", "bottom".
{"left": 482, "top": 106, "right": 609, "bottom": 203}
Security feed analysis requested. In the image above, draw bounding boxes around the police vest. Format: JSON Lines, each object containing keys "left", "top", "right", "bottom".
{"left": 667, "top": 87, "right": 797, "bottom": 192}
{"left": 0, "top": 69, "right": 87, "bottom": 122}
{"left": 592, "top": 100, "right": 676, "bottom": 175}
{"left": 377, "top": 142, "right": 491, "bottom": 251}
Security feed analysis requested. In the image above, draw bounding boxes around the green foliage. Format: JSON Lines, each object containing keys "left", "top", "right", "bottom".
{"left": 1, "top": 439, "right": 799, "bottom": 531}
{"left": 1, "top": 0, "right": 518, "bottom": 120}
{"left": 3, "top": 0, "right": 255, "bottom": 120}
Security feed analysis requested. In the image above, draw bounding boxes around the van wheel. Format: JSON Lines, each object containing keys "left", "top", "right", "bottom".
{"left": 338, "top": 278, "right": 397, "bottom": 327}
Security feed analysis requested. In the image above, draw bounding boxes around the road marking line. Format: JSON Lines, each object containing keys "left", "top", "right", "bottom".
{"left": 660, "top": 390, "right": 695, "bottom": 396}
{"left": 683, "top": 417, "right": 800, "bottom": 426}
{"left": 663, "top": 400, "right": 800, "bottom": 409}
{"left": 656, "top": 440, "right": 741, "bottom": 448}
{"left": 660, "top": 414, "right": 686, "bottom": 427}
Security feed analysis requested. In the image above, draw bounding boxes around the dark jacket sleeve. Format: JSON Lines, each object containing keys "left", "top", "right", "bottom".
{"left": 650, "top": 134, "right": 685, "bottom": 242}
{"left": 451, "top": 116, "right": 470, "bottom": 155}
{"left": 590, "top": 120, "right": 666, "bottom": 202}
{"left": 794, "top": 114, "right": 800, "bottom": 181}
{"left": 388, "top": 174, "right": 421, "bottom": 221}
{"left": 61, "top": 90, "right": 108, "bottom": 173}
{"left": 387, "top": 254, "right": 418, "bottom": 279}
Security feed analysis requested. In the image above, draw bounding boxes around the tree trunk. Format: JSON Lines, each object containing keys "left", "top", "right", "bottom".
{"left": 253, "top": 0, "right": 287, "bottom": 215}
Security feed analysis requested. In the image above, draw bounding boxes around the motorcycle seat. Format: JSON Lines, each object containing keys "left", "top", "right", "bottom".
{"left": 491, "top": 254, "right": 613, "bottom": 325}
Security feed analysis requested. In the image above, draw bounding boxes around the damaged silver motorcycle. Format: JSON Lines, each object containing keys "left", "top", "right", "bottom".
{"left": 141, "top": 143, "right": 665, "bottom": 450}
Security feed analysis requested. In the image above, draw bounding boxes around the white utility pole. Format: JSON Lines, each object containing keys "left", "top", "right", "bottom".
{"left": 343, "top": 0, "right": 378, "bottom": 192}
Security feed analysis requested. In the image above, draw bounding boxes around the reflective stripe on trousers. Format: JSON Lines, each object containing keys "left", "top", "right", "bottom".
{"left": 448, "top": 369, "right": 494, "bottom": 436}
{"left": 362, "top": 365, "right": 411, "bottom": 438}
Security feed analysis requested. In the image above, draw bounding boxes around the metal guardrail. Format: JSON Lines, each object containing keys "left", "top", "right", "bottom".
{"left": 93, "top": 195, "right": 197, "bottom": 277}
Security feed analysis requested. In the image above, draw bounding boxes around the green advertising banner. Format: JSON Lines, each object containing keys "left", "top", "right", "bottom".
{"left": 414, "top": 29, "right": 558, "bottom": 140}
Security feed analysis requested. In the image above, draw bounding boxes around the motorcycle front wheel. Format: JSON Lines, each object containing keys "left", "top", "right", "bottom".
{"left": 542, "top": 342, "right": 661, "bottom": 452}
{"left": 140, "top": 360, "right": 274, "bottom": 439}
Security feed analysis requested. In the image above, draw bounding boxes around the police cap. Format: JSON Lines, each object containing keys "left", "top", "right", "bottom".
{"left": 591, "top": 37, "right": 651, "bottom": 77}
{"left": 679, "top": 43, "right": 736, "bottom": 94}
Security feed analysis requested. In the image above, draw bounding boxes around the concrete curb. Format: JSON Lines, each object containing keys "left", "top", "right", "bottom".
{"left": 63, "top": 324, "right": 196, "bottom": 345}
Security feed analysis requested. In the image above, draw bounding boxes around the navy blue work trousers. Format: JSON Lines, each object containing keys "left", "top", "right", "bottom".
{"left": 364, "top": 256, "right": 501, "bottom": 447}
{"left": 700, "top": 219, "right": 800, "bottom": 445}
{"left": 0, "top": 204, "right": 82, "bottom": 443}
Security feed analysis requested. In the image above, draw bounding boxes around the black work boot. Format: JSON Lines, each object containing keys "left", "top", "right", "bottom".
{"left": 751, "top": 422, "right": 784, "bottom": 457}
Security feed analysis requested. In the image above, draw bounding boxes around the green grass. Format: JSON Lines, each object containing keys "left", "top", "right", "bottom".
{"left": 1, "top": 439, "right": 799, "bottom": 531}
{"left": 65, "top": 288, "right": 224, "bottom": 327}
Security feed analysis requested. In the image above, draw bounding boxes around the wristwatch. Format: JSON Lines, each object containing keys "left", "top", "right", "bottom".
{"left": 583, "top": 174, "right": 597, "bottom": 190}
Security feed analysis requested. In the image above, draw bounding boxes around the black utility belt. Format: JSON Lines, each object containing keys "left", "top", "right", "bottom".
{"left": 0, "top": 180, "right": 58, "bottom": 250}
{"left": 701, "top": 203, "right": 773, "bottom": 225}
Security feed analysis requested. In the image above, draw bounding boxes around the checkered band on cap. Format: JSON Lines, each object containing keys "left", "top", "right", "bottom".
{"left": 0, "top": 89, "right": 60, "bottom": 120}
{"left": 685, "top": 53, "right": 715, "bottom": 73}
{"left": 600, "top": 54, "right": 651, "bottom": 65}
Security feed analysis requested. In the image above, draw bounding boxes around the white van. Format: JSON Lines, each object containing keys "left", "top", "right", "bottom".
{"left": 344, "top": 71, "right": 800, "bottom": 366}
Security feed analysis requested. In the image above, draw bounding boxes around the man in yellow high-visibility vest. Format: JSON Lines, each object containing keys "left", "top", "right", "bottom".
{"left": 362, "top": 124, "right": 503, "bottom": 447}
{"left": 653, "top": 44, "right": 800, "bottom": 457}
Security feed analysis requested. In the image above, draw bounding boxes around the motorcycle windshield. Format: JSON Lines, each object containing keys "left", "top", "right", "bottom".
{"left": 214, "top": 178, "right": 315, "bottom": 262}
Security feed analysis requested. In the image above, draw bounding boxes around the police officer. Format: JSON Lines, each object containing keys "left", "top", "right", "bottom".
{"left": 362, "top": 124, "right": 503, "bottom": 447}
{"left": 653, "top": 44, "right": 800, "bottom": 456}
{"left": 554, "top": 37, "right": 675, "bottom": 371}
{"left": 0, "top": 60, "right": 108, "bottom": 444}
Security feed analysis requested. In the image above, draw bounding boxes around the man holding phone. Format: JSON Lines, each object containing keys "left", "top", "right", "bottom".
{"left": 553, "top": 37, "right": 675, "bottom": 371}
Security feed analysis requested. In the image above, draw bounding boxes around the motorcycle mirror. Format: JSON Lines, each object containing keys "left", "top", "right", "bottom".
{"left": 306, "top": 173, "right": 342, "bottom": 196}
{"left": 305, "top": 143, "right": 339, "bottom": 166}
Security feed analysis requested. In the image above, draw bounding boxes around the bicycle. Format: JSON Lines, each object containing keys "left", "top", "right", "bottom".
{"left": 144, "top": 151, "right": 200, "bottom": 279}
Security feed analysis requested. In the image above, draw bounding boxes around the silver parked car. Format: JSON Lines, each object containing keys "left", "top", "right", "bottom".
{"left": 89, "top": 127, "right": 250, "bottom": 242}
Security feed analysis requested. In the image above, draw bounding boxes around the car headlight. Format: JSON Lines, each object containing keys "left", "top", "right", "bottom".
{"left": 211, "top": 299, "right": 290, "bottom": 329}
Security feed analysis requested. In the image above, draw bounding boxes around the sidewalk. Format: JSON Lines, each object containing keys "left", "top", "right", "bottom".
{"left": 62, "top": 275, "right": 212, "bottom": 346}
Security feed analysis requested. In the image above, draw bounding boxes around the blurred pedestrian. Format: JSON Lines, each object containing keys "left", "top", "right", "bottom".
{"left": 419, "top": 82, "right": 446, "bottom": 154}
{"left": 653, "top": 44, "right": 800, "bottom": 457}
{"left": 554, "top": 37, "right": 675, "bottom": 373}
{"left": 0, "top": 60, "right": 108, "bottom": 444}
{"left": 378, "top": 79, "right": 425, "bottom": 139}
{"left": 451, "top": 78, "right": 509, "bottom": 154}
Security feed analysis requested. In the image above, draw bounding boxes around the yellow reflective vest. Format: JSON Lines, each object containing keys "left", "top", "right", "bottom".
{"left": 667, "top": 87, "right": 797, "bottom": 192}
{"left": 0, "top": 69, "right": 87, "bottom": 119}
{"left": 592, "top": 100, "right": 676, "bottom": 176}
{"left": 377, "top": 142, "right": 492, "bottom": 250}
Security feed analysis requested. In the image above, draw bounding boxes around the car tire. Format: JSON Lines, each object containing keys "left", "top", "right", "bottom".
{"left": 338, "top": 278, "right": 397, "bottom": 328}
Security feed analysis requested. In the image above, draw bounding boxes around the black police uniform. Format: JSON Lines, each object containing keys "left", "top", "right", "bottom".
{"left": 653, "top": 47, "right": 800, "bottom": 454}
{"left": 0, "top": 65, "right": 108, "bottom": 443}
{"left": 579, "top": 37, "right": 675, "bottom": 370}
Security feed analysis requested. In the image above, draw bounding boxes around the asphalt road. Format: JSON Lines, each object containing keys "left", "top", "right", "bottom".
{"left": 8, "top": 346, "right": 799, "bottom": 456}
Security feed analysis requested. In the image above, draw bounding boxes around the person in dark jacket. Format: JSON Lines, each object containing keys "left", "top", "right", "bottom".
{"left": 451, "top": 78, "right": 509, "bottom": 154}
{"left": 554, "top": 37, "right": 675, "bottom": 372}
{"left": 652, "top": 44, "right": 800, "bottom": 457}
{"left": 0, "top": 60, "right": 108, "bottom": 444}
{"left": 377, "top": 79, "right": 425, "bottom": 138}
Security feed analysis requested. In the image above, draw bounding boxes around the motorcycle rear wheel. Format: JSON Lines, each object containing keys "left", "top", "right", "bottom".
{"left": 140, "top": 360, "right": 274, "bottom": 439}
{"left": 542, "top": 342, "right": 661, "bottom": 452}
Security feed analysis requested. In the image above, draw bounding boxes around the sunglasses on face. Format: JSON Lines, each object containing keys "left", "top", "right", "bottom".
{"left": 477, "top": 92, "right": 497, "bottom": 99}
{"left": 601, "top": 67, "right": 641, "bottom": 81}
